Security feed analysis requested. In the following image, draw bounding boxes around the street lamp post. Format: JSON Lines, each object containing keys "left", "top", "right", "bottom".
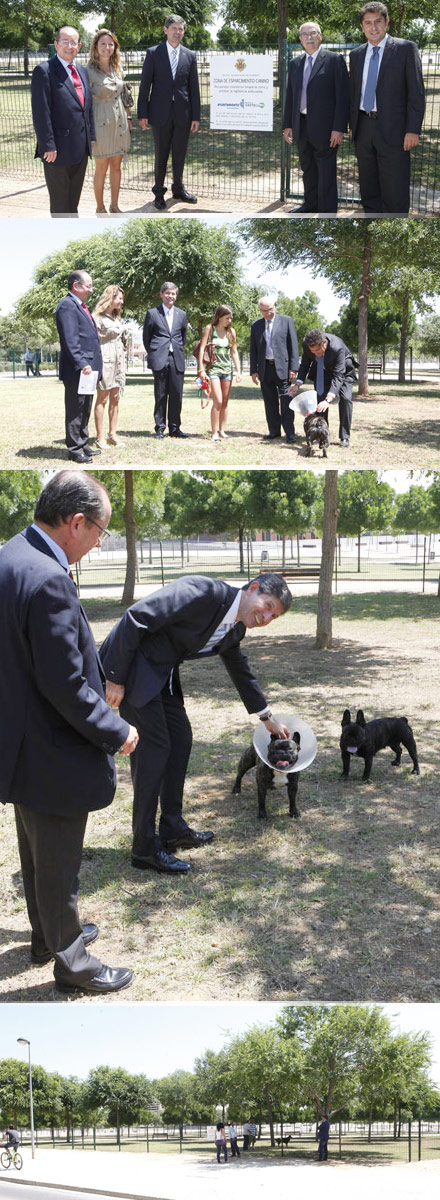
{"left": 17, "top": 1038, "right": 35, "bottom": 1159}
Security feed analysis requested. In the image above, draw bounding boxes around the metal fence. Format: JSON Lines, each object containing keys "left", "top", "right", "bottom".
{"left": 15, "top": 1120, "right": 440, "bottom": 1163}
{"left": 1, "top": 42, "right": 439, "bottom": 211}
{"left": 72, "top": 535, "right": 440, "bottom": 596}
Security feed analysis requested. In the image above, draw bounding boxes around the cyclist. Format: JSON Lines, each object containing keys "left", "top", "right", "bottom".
{"left": 2, "top": 1126, "right": 20, "bottom": 1156}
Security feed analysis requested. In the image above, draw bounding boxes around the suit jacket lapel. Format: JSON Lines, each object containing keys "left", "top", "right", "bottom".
{"left": 309, "top": 49, "right": 324, "bottom": 84}
{"left": 53, "top": 55, "right": 84, "bottom": 109}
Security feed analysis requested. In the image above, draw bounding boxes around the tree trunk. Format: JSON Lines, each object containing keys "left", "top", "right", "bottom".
{"left": 398, "top": 285, "right": 410, "bottom": 383}
{"left": 180, "top": 535, "right": 184, "bottom": 568}
{"left": 239, "top": 525, "right": 245, "bottom": 572}
{"left": 122, "top": 471, "right": 137, "bottom": 606}
{"left": 357, "top": 235, "right": 372, "bottom": 396}
{"left": 23, "top": 14, "right": 30, "bottom": 79}
{"left": 296, "top": 531, "right": 300, "bottom": 566}
{"left": 358, "top": 525, "right": 362, "bottom": 573}
{"left": 368, "top": 1097, "right": 373, "bottom": 1143}
{"left": 316, "top": 471, "right": 338, "bottom": 649}
{"left": 282, "top": 534, "right": 286, "bottom": 568}
{"left": 265, "top": 1082, "right": 276, "bottom": 1147}
{"left": 276, "top": 0, "right": 287, "bottom": 87}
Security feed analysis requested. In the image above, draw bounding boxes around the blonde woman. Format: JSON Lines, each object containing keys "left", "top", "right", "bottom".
{"left": 198, "top": 304, "right": 241, "bottom": 441}
{"left": 87, "top": 29, "right": 132, "bottom": 214}
{"left": 93, "top": 285, "right": 127, "bottom": 447}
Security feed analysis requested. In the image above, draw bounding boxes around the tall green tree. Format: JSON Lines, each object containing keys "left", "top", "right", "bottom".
{"left": 393, "top": 485, "right": 434, "bottom": 564}
{"left": 95, "top": 470, "right": 166, "bottom": 604}
{"left": 336, "top": 472, "right": 396, "bottom": 571}
{"left": 0, "top": 471, "right": 42, "bottom": 542}
{"left": 84, "top": 1066, "right": 153, "bottom": 1137}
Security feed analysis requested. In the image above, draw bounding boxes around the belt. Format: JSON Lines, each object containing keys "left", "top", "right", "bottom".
{"left": 361, "top": 110, "right": 378, "bottom": 119}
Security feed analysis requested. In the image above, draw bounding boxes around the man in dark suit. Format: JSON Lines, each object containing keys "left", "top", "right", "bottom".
{"left": 250, "top": 297, "right": 299, "bottom": 442}
{"left": 55, "top": 269, "right": 102, "bottom": 462}
{"left": 31, "top": 26, "right": 95, "bottom": 216}
{"left": 100, "top": 573, "right": 292, "bottom": 874}
{"left": 0, "top": 472, "right": 139, "bottom": 993}
{"left": 349, "top": 1, "right": 425, "bottom": 214}
{"left": 143, "top": 281, "right": 188, "bottom": 438}
{"left": 290, "top": 328, "right": 357, "bottom": 447}
{"left": 138, "top": 14, "right": 200, "bottom": 211}
{"left": 283, "top": 22, "right": 349, "bottom": 214}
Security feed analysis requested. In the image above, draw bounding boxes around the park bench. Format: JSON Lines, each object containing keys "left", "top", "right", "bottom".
{"left": 367, "top": 359, "right": 383, "bottom": 380}
{"left": 261, "top": 567, "right": 321, "bottom": 582}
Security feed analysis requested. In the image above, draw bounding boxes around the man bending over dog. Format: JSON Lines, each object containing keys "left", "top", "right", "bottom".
{"left": 290, "top": 328, "right": 357, "bottom": 448}
{"left": 100, "top": 574, "right": 292, "bottom": 874}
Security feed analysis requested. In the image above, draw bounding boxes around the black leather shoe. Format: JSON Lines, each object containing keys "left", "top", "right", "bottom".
{"left": 339, "top": 438, "right": 350, "bottom": 447}
{"left": 84, "top": 446, "right": 101, "bottom": 456}
{"left": 131, "top": 849, "right": 192, "bottom": 873}
{"left": 155, "top": 430, "right": 165, "bottom": 438}
{"left": 286, "top": 434, "right": 296, "bottom": 443}
{"left": 263, "top": 433, "right": 281, "bottom": 441}
{"left": 31, "top": 923, "right": 99, "bottom": 966}
{"left": 54, "top": 964, "right": 133, "bottom": 994}
{"left": 172, "top": 188, "right": 197, "bottom": 203}
{"left": 68, "top": 451, "right": 90, "bottom": 463}
{"left": 164, "top": 829, "right": 215, "bottom": 852}
{"left": 289, "top": 204, "right": 316, "bottom": 214}
{"left": 154, "top": 197, "right": 167, "bottom": 211}
{"left": 169, "top": 429, "right": 189, "bottom": 438}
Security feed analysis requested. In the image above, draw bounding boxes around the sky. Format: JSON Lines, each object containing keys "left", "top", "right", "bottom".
{"left": 0, "top": 216, "right": 345, "bottom": 325}
{"left": 2, "top": 1003, "right": 440, "bottom": 1086}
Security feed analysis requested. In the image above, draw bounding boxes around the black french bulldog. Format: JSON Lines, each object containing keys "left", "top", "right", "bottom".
{"left": 232, "top": 732, "right": 301, "bottom": 819}
{"left": 340, "top": 709, "right": 420, "bottom": 782}
{"left": 304, "top": 413, "right": 330, "bottom": 458}
{"left": 276, "top": 1135, "right": 291, "bottom": 1146}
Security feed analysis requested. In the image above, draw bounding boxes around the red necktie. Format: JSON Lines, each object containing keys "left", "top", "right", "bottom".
{"left": 68, "top": 62, "right": 84, "bottom": 107}
{"left": 81, "top": 302, "right": 94, "bottom": 324}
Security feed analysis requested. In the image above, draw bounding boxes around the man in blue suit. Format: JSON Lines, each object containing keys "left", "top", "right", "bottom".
{"left": 31, "top": 26, "right": 95, "bottom": 215}
{"left": 0, "top": 471, "right": 138, "bottom": 993}
{"left": 282, "top": 22, "right": 349, "bottom": 214}
{"left": 349, "top": 2, "right": 425, "bottom": 214}
{"left": 55, "top": 269, "right": 103, "bottom": 462}
{"left": 137, "top": 15, "right": 200, "bottom": 211}
{"left": 143, "top": 281, "right": 188, "bottom": 438}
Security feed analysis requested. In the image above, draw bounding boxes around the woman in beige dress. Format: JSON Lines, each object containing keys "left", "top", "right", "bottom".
{"left": 93, "top": 285, "right": 127, "bottom": 448}
{"left": 87, "top": 29, "right": 132, "bottom": 214}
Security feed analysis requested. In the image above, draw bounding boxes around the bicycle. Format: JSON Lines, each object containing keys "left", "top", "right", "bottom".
{"left": 0, "top": 1146, "right": 23, "bottom": 1170}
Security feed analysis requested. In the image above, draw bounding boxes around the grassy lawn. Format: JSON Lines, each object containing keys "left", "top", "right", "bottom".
{"left": 1, "top": 592, "right": 439, "bottom": 1004}
{"left": 1, "top": 374, "right": 439, "bottom": 468}
{"left": 34, "top": 1133, "right": 440, "bottom": 1163}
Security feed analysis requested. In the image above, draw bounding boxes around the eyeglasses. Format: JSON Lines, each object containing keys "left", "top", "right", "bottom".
{"left": 87, "top": 518, "right": 111, "bottom": 541}
{"left": 58, "top": 40, "right": 80, "bottom": 46}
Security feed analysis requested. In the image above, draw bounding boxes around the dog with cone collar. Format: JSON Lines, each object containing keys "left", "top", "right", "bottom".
{"left": 232, "top": 732, "right": 301, "bottom": 819}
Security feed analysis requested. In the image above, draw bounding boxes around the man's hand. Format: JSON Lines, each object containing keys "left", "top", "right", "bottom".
{"left": 288, "top": 381, "right": 301, "bottom": 396}
{"left": 265, "top": 717, "right": 291, "bottom": 739}
{"left": 251, "top": 372, "right": 260, "bottom": 385}
{"left": 139, "top": 118, "right": 149, "bottom": 130}
{"left": 330, "top": 130, "right": 343, "bottom": 148}
{"left": 82, "top": 365, "right": 92, "bottom": 375}
{"left": 191, "top": 120, "right": 200, "bottom": 133}
{"left": 289, "top": 370, "right": 297, "bottom": 382}
{"left": 404, "top": 132, "right": 419, "bottom": 151}
{"left": 106, "top": 681, "right": 125, "bottom": 708}
{"left": 43, "top": 150, "right": 57, "bottom": 162}
{"left": 119, "top": 725, "right": 139, "bottom": 755}
{"left": 283, "top": 128, "right": 293, "bottom": 144}
{"left": 316, "top": 399, "right": 330, "bottom": 412}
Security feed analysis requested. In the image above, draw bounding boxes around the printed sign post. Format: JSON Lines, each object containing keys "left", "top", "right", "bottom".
{"left": 210, "top": 54, "right": 274, "bottom": 131}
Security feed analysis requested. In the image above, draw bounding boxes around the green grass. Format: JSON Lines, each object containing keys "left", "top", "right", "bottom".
{"left": 0, "top": 374, "right": 439, "bottom": 468}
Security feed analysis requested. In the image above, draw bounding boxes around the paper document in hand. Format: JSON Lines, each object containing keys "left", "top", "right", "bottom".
{"left": 78, "top": 371, "right": 99, "bottom": 395}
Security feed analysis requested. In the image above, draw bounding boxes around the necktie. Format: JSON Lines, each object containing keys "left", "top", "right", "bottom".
{"left": 170, "top": 47, "right": 178, "bottom": 79}
{"left": 81, "top": 302, "right": 94, "bottom": 324}
{"left": 67, "top": 62, "right": 84, "bottom": 107}
{"left": 300, "top": 55, "right": 313, "bottom": 112}
{"left": 363, "top": 45, "right": 380, "bottom": 113}
{"left": 316, "top": 354, "right": 324, "bottom": 396}
{"left": 265, "top": 320, "right": 273, "bottom": 357}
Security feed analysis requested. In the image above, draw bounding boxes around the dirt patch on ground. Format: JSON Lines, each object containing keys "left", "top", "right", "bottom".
{"left": 1, "top": 594, "right": 439, "bottom": 1002}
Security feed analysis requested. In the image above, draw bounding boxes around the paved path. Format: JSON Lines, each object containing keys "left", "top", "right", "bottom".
{"left": 1, "top": 1149, "right": 439, "bottom": 1200}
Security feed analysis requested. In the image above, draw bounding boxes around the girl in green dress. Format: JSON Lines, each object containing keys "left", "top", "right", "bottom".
{"left": 198, "top": 305, "right": 241, "bottom": 441}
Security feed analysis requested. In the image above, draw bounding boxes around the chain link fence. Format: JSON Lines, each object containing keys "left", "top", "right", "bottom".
{"left": 1, "top": 43, "right": 438, "bottom": 211}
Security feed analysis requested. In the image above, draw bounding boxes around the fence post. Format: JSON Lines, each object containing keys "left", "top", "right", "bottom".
{"left": 179, "top": 1124, "right": 183, "bottom": 1153}
{"left": 280, "top": 39, "right": 288, "bottom": 201}
{"left": 418, "top": 1118, "right": 421, "bottom": 1161}
{"left": 422, "top": 536, "right": 426, "bottom": 593}
{"left": 280, "top": 1116, "right": 283, "bottom": 1156}
{"left": 408, "top": 1118, "right": 411, "bottom": 1162}
{"left": 12, "top": 349, "right": 15, "bottom": 379}
{"left": 339, "top": 1121, "right": 342, "bottom": 1159}
{"left": 93, "top": 1126, "right": 96, "bottom": 1150}
{"left": 146, "top": 1124, "right": 149, "bottom": 1153}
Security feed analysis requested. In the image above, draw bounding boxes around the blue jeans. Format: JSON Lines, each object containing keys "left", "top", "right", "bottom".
{"left": 216, "top": 1140, "right": 227, "bottom": 1162}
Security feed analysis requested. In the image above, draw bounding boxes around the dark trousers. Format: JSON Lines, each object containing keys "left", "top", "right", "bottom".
{"left": 297, "top": 116, "right": 339, "bottom": 213}
{"left": 230, "top": 1138, "right": 240, "bottom": 1157}
{"left": 153, "top": 356, "right": 184, "bottom": 432}
{"left": 120, "top": 683, "right": 193, "bottom": 857}
{"left": 319, "top": 379, "right": 353, "bottom": 441}
{"left": 25, "top": 362, "right": 35, "bottom": 377}
{"left": 151, "top": 119, "right": 191, "bottom": 197}
{"left": 354, "top": 113, "right": 411, "bottom": 215}
{"left": 260, "top": 360, "right": 295, "bottom": 437}
{"left": 243, "top": 1134, "right": 250, "bottom": 1150}
{"left": 318, "top": 1139, "right": 328, "bottom": 1160}
{"left": 64, "top": 379, "right": 93, "bottom": 456}
{"left": 14, "top": 805, "right": 102, "bottom": 983}
{"left": 43, "top": 152, "right": 88, "bottom": 216}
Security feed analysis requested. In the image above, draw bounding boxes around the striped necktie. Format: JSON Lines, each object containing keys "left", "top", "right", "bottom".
{"left": 67, "top": 62, "right": 84, "bottom": 107}
{"left": 170, "top": 47, "right": 178, "bottom": 79}
{"left": 300, "top": 55, "right": 313, "bottom": 112}
{"left": 363, "top": 46, "right": 380, "bottom": 113}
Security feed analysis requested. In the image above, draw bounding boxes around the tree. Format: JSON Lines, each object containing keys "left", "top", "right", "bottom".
{"left": 336, "top": 472, "right": 396, "bottom": 571}
{"left": 393, "top": 485, "right": 434, "bottom": 564}
{"left": 221, "top": 1024, "right": 303, "bottom": 1145}
{"left": 277, "top": 290, "right": 327, "bottom": 345}
{"left": 415, "top": 313, "right": 440, "bottom": 359}
{"left": 85, "top": 1066, "right": 153, "bottom": 1137}
{"left": 315, "top": 471, "right": 338, "bottom": 650}
{"left": 155, "top": 1070, "right": 204, "bottom": 1126}
{"left": 18, "top": 220, "right": 254, "bottom": 335}
{"left": 0, "top": 2, "right": 91, "bottom": 74}
{"left": 240, "top": 219, "right": 440, "bottom": 395}
{"left": 248, "top": 470, "right": 322, "bottom": 567}
{"left": 94, "top": 470, "right": 166, "bottom": 604}
{"left": 0, "top": 471, "right": 42, "bottom": 542}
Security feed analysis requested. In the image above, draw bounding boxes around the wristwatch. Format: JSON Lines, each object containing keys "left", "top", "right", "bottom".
{"left": 259, "top": 711, "right": 272, "bottom": 722}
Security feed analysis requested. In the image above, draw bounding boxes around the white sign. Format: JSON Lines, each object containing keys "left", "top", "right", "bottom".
{"left": 210, "top": 54, "right": 273, "bottom": 132}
